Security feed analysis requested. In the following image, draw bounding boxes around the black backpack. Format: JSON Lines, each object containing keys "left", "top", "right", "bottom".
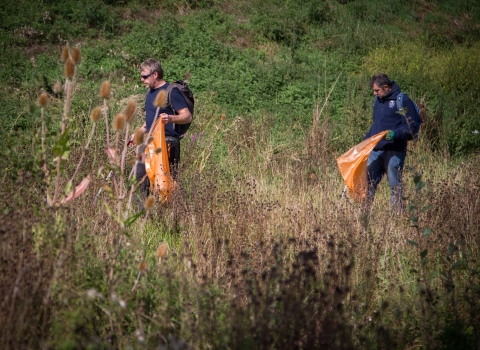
{"left": 166, "top": 80, "right": 194, "bottom": 135}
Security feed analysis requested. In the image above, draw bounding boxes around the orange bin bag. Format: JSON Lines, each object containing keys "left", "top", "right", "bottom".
{"left": 336, "top": 131, "right": 387, "bottom": 203}
{"left": 145, "top": 117, "right": 173, "bottom": 203}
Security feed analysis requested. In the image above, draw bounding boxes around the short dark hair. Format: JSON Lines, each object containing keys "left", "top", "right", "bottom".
{"left": 370, "top": 74, "right": 393, "bottom": 88}
{"left": 140, "top": 58, "right": 164, "bottom": 80}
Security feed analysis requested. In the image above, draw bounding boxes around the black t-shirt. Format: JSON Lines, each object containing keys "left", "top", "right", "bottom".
{"left": 145, "top": 83, "right": 189, "bottom": 137}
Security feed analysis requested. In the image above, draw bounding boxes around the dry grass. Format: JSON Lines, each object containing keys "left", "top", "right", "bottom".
{"left": 1, "top": 73, "right": 479, "bottom": 349}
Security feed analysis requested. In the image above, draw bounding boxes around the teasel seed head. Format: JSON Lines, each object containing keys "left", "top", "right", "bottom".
{"left": 134, "top": 127, "right": 144, "bottom": 144}
{"left": 114, "top": 113, "right": 126, "bottom": 132}
{"left": 124, "top": 100, "right": 137, "bottom": 123}
{"left": 154, "top": 89, "right": 167, "bottom": 108}
{"left": 100, "top": 81, "right": 111, "bottom": 99}
{"left": 90, "top": 106, "right": 102, "bottom": 122}
{"left": 64, "top": 58, "right": 75, "bottom": 79}
{"left": 71, "top": 47, "right": 81, "bottom": 65}
{"left": 144, "top": 195, "right": 155, "bottom": 210}
{"left": 53, "top": 81, "right": 62, "bottom": 94}
{"left": 61, "top": 46, "right": 70, "bottom": 61}
{"left": 38, "top": 92, "right": 48, "bottom": 107}
{"left": 156, "top": 243, "right": 168, "bottom": 259}
{"left": 138, "top": 261, "right": 148, "bottom": 272}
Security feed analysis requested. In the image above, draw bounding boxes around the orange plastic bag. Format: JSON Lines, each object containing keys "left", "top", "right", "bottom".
{"left": 145, "top": 118, "right": 174, "bottom": 203}
{"left": 336, "top": 131, "right": 387, "bottom": 203}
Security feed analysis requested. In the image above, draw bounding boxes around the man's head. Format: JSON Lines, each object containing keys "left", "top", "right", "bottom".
{"left": 370, "top": 73, "right": 393, "bottom": 98}
{"left": 140, "top": 58, "right": 164, "bottom": 89}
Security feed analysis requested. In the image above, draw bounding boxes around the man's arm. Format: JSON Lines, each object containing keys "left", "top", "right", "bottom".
{"left": 161, "top": 107, "right": 192, "bottom": 125}
{"left": 129, "top": 122, "right": 147, "bottom": 144}
{"left": 392, "top": 97, "right": 418, "bottom": 140}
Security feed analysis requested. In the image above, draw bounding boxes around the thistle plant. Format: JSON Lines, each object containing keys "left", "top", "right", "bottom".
{"left": 41, "top": 46, "right": 92, "bottom": 206}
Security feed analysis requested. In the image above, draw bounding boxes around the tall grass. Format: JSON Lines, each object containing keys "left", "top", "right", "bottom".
{"left": 1, "top": 0, "right": 480, "bottom": 348}
{"left": 1, "top": 51, "right": 479, "bottom": 348}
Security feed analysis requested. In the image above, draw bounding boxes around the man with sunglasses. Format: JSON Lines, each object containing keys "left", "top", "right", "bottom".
{"left": 132, "top": 58, "right": 192, "bottom": 203}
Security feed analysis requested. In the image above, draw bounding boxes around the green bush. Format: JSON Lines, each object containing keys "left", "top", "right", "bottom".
{"left": 364, "top": 41, "right": 480, "bottom": 155}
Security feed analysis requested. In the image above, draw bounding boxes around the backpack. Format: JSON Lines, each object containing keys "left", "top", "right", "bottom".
{"left": 396, "top": 92, "right": 423, "bottom": 141}
{"left": 373, "top": 92, "right": 423, "bottom": 140}
{"left": 166, "top": 80, "right": 194, "bottom": 135}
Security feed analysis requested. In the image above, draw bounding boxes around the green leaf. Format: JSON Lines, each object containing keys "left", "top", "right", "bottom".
{"left": 420, "top": 205, "right": 433, "bottom": 213}
{"left": 421, "top": 257, "right": 428, "bottom": 266}
{"left": 440, "top": 270, "right": 447, "bottom": 278}
{"left": 422, "top": 227, "right": 432, "bottom": 238}
{"left": 416, "top": 181, "right": 426, "bottom": 192}
{"left": 410, "top": 268, "right": 418, "bottom": 274}
{"left": 125, "top": 210, "right": 145, "bottom": 227}
{"left": 407, "top": 240, "right": 418, "bottom": 247}
{"left": 420, "top": 249, "right": 428, "bottom": 258}
{"left": 413, "top": 174, "right": 421, "bottom": 184}
{"left": 53, "top": 129, "right": 71, "bottom": 160}
{"left": 473, "top": 285, "right": 480, "bottom": 294}
{"left": 407, "top": 204, "right": 416, "bottom": 212}
{"left": 448, "top": 244, "right": 457, "bottom": 255}
{"left": 104, "top": 202, "right": 113, "bottom": 217}
{"left": 452, "top": 260, "right": 464, "bottom": 269}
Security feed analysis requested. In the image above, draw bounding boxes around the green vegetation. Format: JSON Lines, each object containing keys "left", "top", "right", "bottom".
{"left": 1, "top": 0, "right": 480, "bottom": 348}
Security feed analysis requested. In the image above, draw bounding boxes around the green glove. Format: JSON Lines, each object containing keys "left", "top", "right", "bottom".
{"left": 385, "top": 130, "right": 394, "bottom": 140}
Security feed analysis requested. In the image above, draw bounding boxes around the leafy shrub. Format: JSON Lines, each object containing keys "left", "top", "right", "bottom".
{"left": 363, "top": 41, "right": 480, "bottom": 155}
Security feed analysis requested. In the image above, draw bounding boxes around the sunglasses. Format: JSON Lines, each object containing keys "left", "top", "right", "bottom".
{"left": 141, "top": 72, "right": 153, "bottom": 79}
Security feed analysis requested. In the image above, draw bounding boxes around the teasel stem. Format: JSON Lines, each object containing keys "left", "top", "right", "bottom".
{"left": 117, "top": 124, "right": 131, "bottom": 223}
{"left": 68, "top": 123, "right": 96, "bottom": 192}
{"left": 52, "top": 153, "right": 62, "bottom": 205}
{"left": 121, "top": 124, "right": 130, "bottom": 175}
{"left": 61, "top": 78, "right": 74, "bottom": 134}
{"left": 138, "top": 195, "right": 154, "bottom": 234}
{"left": 124, "top": 174, "right": 147, "bottom": 219}
{"left": 103, "top": 98, "right": 111, "bottom": 149}
{"left": 131, "top": 270, "right": 142, "bottom": 292}
{"left": 40, "top": 106, "right": 46, "bottom": 161}
{"left": 143, "top": 107, "right": 160, "bottom": 148}
{"left": 128, "top": 143, "right": 143, "bottom": 182}
{"left": 53, "top": 77, "right": 75, "bottom": 204}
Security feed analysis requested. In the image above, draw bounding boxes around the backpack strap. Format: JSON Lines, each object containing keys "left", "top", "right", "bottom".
{"left": 165, "top": 84, "right": 177, "bottom": 129}
{"left": 396, "top": 92, "right": 405, "bottom": 111}
{"left": 166, "top": 82, "right": 194, "bottom": 116}
{"left": 166, "top": 84, "right": 176, "bottom": 113}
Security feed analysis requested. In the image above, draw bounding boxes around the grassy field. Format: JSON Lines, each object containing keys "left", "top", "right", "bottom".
{"left": 1, "top": 0, "right": 480, "bottom": 348}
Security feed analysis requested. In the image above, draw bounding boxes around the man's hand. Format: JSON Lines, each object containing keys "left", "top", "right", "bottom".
{"left": 385, "top": 130, "right": 395, "bottom": 140}
{"left": 160, "top": 113, "right": 172, "bottom": 124}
